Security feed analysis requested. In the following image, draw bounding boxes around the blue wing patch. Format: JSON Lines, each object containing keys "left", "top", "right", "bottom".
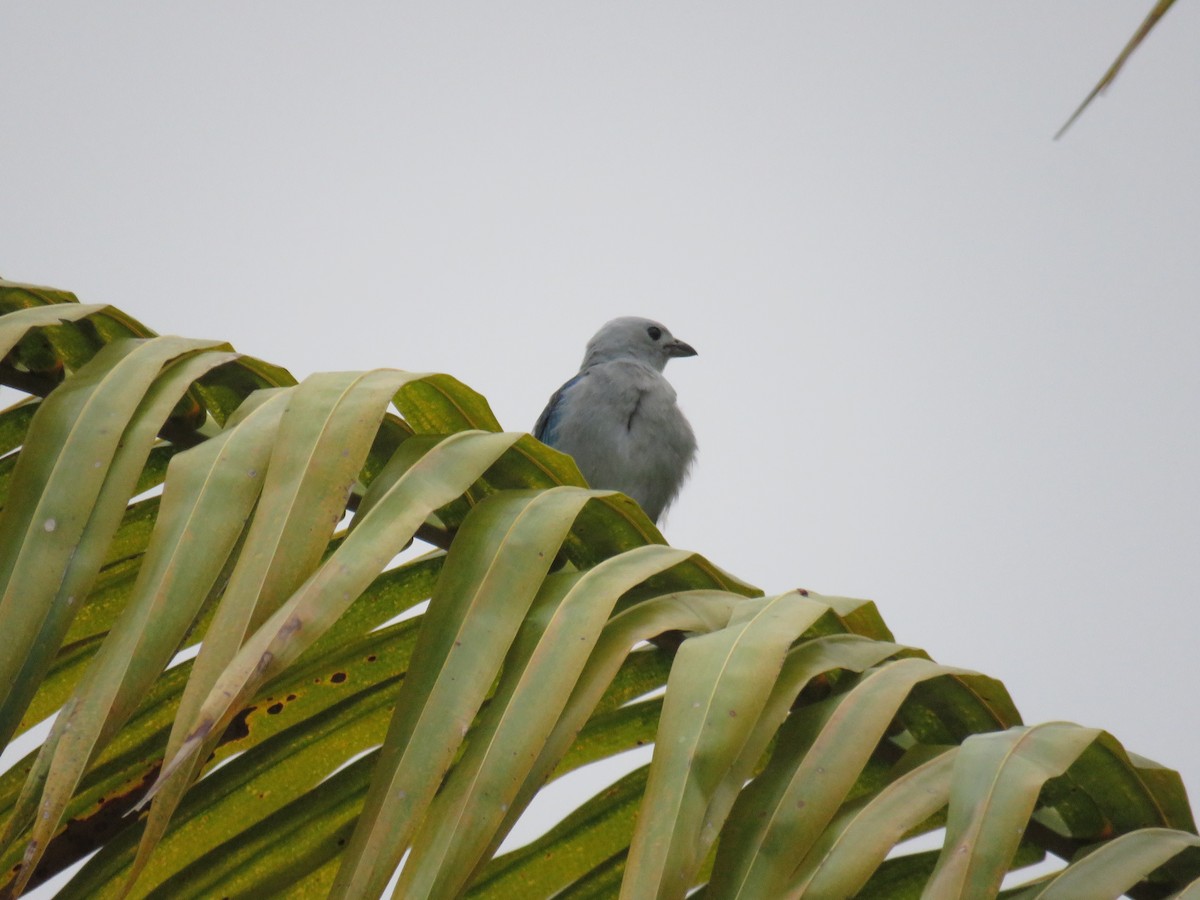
{"left": 533, "top": 372, "right": 586, "bottom": 445}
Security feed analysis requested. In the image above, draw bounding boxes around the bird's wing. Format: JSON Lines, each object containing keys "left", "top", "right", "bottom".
{"left": 533, "top": 371, "right": 587, "bottom": 444}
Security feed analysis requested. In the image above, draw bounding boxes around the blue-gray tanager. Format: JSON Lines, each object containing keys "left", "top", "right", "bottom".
{"left": 534, "top": 317, "right": 697, "bottom": 523}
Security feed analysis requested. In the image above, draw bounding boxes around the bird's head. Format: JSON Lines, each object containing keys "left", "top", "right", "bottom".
{"left": 581, "top": 317, "right": 697, "bottom": 372}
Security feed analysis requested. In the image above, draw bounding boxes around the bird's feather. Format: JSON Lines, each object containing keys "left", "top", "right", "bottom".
{"left": 533, "top": 371, "right": 586, "bottom": 444}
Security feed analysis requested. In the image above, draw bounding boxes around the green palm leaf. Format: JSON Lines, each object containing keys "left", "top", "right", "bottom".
{"left": 0, "top": 281, "right": 1195, "bottom": 899}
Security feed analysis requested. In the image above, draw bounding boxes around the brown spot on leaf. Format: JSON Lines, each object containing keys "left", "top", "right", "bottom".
{"left": 219, "top": 706, "right": 257, "bottom": 744}
{"left": 267, "top": 702, "right": 284, "bottom": 715}
{"left": 330, "top": 672, "right": 347, "bottom": 684}
{"left": 3, "top": 765, "right": 161, "bottom": 893}
{"left": 280, "top": 614, "right": 302, "bottom": 638}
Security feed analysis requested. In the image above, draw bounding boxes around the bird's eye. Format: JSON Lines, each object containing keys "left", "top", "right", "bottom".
{"left": 647, "top": 326, "right": 662, "bottom": 341}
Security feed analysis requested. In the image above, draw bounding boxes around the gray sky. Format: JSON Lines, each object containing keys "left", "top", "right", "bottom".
{"left": 4, "top": 0, "right": 1199, "bottom": 876}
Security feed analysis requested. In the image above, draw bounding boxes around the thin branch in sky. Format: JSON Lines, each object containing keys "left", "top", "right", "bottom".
{"left": 1055, "top": 0, "right": 1177, "bottom": 140}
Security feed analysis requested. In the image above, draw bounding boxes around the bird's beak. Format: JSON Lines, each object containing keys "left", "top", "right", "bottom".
{"left": 665, "top": 339, "right": 697, "bottom": 358}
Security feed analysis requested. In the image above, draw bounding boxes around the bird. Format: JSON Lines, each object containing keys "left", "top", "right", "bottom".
{"left": 533, "top": 316, "right": 698, "bottom": 523}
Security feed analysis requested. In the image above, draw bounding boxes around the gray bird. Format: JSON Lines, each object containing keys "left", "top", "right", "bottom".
{"left": 534, "top": 317, "right": 697, "bottom": 523}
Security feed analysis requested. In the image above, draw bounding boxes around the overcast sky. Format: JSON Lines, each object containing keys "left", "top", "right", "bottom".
{"left": 3, "top": 0, "right": 1198, "bottom": 882}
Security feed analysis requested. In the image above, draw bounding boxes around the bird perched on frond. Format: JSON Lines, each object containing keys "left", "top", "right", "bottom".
{"left": 533, "top": 317, "right": 697, "bottom": 523}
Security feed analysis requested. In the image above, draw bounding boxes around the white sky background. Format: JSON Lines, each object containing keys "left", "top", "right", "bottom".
{"left": 3, "top": 0, "right": 1198, "bottom": 882}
